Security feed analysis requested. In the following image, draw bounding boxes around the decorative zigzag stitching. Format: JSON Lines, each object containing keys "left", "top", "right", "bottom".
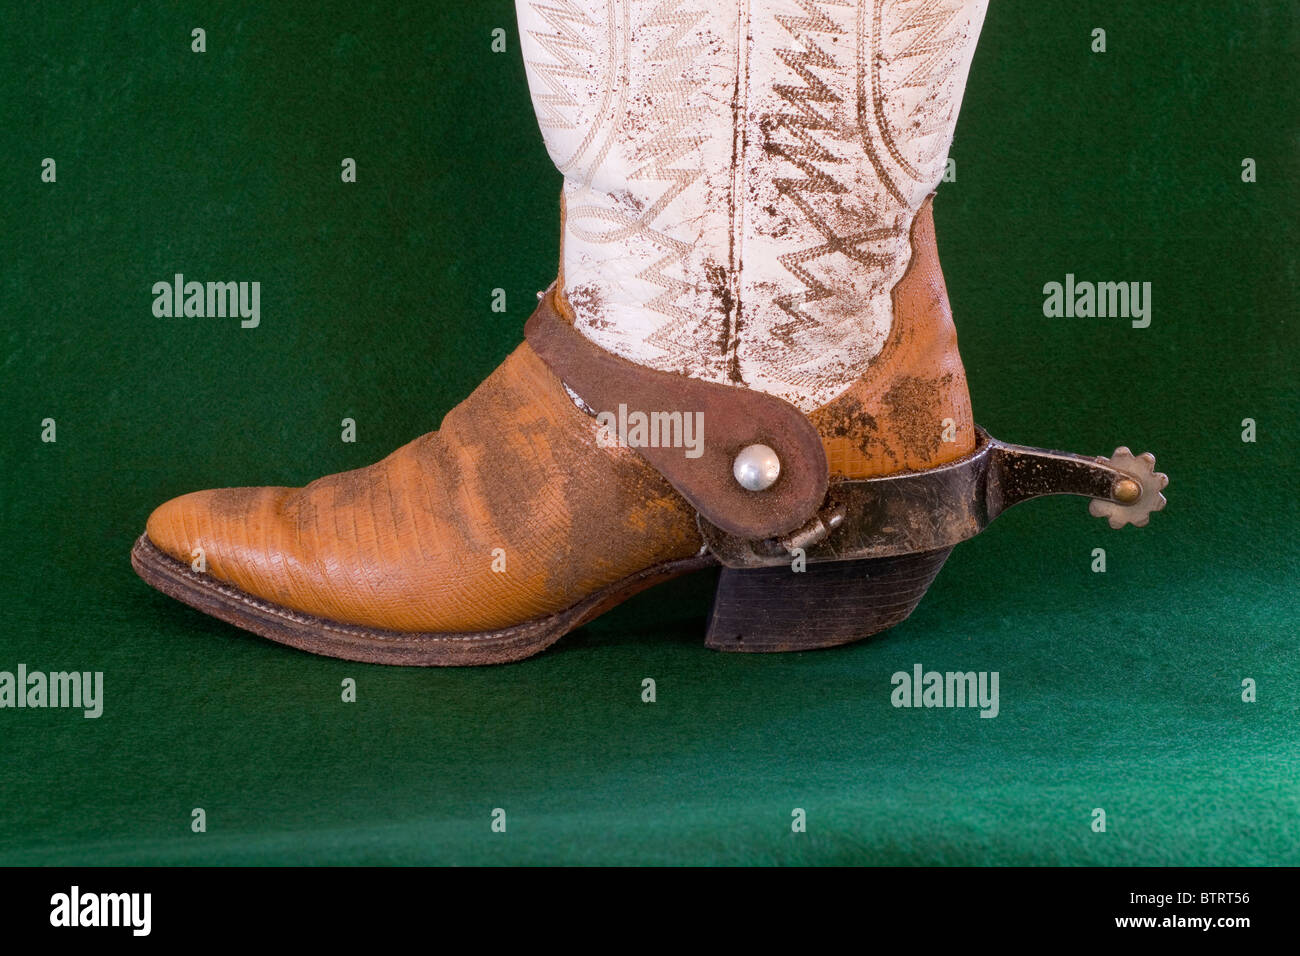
{"left": 882, "top": 0, "right": 965, "bottom": 169}
{"left": 768, "top": 0, "right": 898, "bottom": 343}
{"left": 633, "top": 0, "right": 710, "bottom": 326}
{"left": 525, "top": 0, "right": 598, "bottom": 130}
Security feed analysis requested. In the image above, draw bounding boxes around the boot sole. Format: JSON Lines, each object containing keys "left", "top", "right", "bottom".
{"left": 132, "top": 534, "right": 950, "bottom": 665}
{"left": 131, "top": 534, "right": 718, "bottom": 666}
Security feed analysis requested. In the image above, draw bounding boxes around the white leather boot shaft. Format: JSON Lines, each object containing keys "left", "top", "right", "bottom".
{"left": 517, "top": 0, "right": 988, "bottom": 411}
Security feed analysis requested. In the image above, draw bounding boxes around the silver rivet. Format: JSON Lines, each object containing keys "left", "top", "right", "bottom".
{"left": 733, "top": 443, "right": 781, "bottom": 492}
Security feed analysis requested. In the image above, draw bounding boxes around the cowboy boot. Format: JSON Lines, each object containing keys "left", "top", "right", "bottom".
{"left": 132, "top": 0, "right": 1165, "bottom": 665}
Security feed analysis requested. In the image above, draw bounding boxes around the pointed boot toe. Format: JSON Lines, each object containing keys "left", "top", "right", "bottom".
{"left": 144, "top": 486, "right": 292, "bottom": 581}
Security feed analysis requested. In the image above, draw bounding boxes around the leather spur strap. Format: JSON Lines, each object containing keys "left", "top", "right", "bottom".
{"left": 525, "top": 289, "right": 829, "bottom": 539}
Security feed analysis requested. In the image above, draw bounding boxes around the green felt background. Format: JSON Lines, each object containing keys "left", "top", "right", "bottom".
{"left": 1, "top": 1, "right": 1296, "bottom": 865}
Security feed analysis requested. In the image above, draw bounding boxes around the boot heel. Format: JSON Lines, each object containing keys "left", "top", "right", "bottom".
{"left": 704, "top": 547, "right": 952, "bottom": 652}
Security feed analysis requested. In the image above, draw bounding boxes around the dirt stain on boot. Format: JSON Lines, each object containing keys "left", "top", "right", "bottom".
{"left": 882, "top": 375, "right": 946, "bottom": 463}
